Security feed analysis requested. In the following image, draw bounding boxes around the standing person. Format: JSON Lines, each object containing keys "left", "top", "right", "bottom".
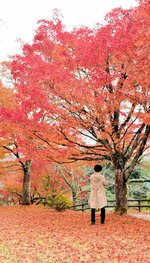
{"left": 88, "top": 164, "right": 107, "bottom": 224}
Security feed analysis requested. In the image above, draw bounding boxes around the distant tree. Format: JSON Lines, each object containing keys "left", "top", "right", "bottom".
{"left": 55, "top": 163, "right": 89, "bottom": 206}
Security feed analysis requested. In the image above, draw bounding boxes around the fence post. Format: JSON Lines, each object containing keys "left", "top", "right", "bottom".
{"left": 82, "top": 203, "right": 84, "bottom": 212}
{"left": 138, "top": 200, "right": 141, "bottom": 212}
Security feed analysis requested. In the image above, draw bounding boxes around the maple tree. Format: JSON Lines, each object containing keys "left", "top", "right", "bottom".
{"left": 0, "top": 79, "right": 35, "bottom": 205}
{"left": 2, "top": 144, "right": 32, "bottom": 205}
{"left": 5, "top": 0, "right": 149, "bottom": 214}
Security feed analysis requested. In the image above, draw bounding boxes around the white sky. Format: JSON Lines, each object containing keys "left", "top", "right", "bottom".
{"left": 0, "top": 0, "right": 138, "bottom": 62}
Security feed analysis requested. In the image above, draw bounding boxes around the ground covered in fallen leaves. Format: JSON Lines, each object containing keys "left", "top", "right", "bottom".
{"left": 0, "top": 205, "right": 149, "bottom": 263}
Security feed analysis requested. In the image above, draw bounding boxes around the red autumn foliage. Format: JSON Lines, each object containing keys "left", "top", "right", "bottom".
{"left": 9, "top": 0, "right": 150, "bottom": 166}
{"left": 0, "top": 0, "right": 149, "bottom": 213}
{"left": 0, "top": 205, "right": 149, "bottom": 262}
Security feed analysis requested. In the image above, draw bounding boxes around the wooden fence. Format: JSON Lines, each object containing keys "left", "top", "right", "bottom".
{"left": 71, "top": 199, "right": 150, "bottom": 212}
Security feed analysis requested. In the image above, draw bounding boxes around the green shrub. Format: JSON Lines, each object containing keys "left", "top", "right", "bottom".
{"left": 46, "top": 194, "right": 72, "bottom": 211}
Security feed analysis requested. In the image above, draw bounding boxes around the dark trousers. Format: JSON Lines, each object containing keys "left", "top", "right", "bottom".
{"left": 91, "top": 207, "right": 105, "bottom": 224}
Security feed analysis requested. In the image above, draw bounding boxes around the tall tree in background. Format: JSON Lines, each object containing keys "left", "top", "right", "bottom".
{"left": 9, "top": 0, "right": 150, "bottom": 214}
{"left": 0, "top": 81, "right": 34, "bottom": 205}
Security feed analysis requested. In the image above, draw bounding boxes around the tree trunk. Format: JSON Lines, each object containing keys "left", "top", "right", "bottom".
{"left": 72, "top": 191, "right": 78, "bottom": 207}
{"left": 115, "top": 169, "right": 127, "bottom": 214}
{"left": 21, "top": 160, "right": 31, "bottom": 205}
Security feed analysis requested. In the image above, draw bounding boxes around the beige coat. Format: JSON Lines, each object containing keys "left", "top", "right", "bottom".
{"left": 88, "top": 172, "right": 107, "bottom": 209}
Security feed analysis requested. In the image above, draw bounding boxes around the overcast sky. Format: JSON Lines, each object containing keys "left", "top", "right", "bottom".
{"left": 0, "top": 0, "right": 138, "bottom": 62}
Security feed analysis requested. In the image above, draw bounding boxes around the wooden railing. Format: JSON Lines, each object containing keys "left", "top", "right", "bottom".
{"left": 71, "top": 199, "right": 150, "bottom": 212}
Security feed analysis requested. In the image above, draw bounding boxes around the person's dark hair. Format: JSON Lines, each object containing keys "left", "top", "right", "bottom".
{"left": 94, "top": 164, "right": 102, "bottom": 172}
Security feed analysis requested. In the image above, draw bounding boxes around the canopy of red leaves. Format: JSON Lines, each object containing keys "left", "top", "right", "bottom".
{"left": 6, "top": 0, "right": 149, "bottom": 167}
{"left": 0, "top": 205, "right": 149, "bottom": 262}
